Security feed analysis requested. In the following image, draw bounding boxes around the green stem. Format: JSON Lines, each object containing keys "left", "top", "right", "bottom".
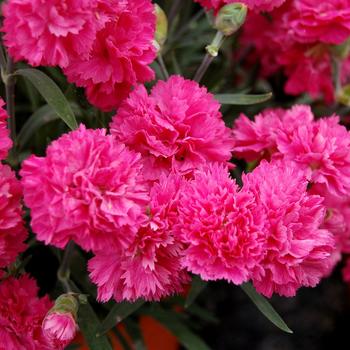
{"left": 157, "top": 55, "right": 169, "bottom": 80}
{"left": 5, "top": 58, "right": 16, "bottom": 143}
{"left": 193, "top": 31, "right": 225, "bottom": 83}
{"left": 57, "top": 241, "right": 75, "bottom": 293}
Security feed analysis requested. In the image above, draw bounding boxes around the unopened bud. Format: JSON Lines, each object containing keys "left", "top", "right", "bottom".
{"left": 215, "top": 3, "right": 248, "bottom": 36}
{"left": 42, "top": 294, "right": 79, "bottom": 348}
{"left": 154, "top": 4, "right": 168, "bottom": 52}
{"left": 337, "top": 84, "right": 350, "bottom": 106}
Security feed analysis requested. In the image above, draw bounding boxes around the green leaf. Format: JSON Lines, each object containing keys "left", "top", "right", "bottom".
{"left": 144, "top": 308, "right": 211, "bottom": 350}
{"left": 241, "top": 282, "right": 293, "bottom": 334}
{"left": 215, "top": 92, "right": 273, "bottom": 105}
{"left": 185, "top": 276, "right": 207, "bottom": 308}
{"left": 98, "top": 300, "right": 145, "bottom": 336}
{"left": 17, "top": 105, "right": 57, "bottom": 148}
{"left": 71, "top": 283, "right": 113, "bottom": 350}
{"left": 14, "top": 68, "right": 78, "bottom": 130}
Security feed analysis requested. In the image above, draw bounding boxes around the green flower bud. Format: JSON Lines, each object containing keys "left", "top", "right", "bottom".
{"left": 154, "top": 4, "right": 168, "bottom": 52}
{"left": 215, "top": 3, "right": 248, "bottom": 36}
{"left": 51, "top": 293, "right": 80, "bottom": 319}
{"left": 337, "top": 84, "right": 350, "bottom": 106}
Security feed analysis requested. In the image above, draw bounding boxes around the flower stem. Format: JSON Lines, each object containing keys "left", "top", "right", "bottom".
{"left": 157, "top": 54, "right": 170, "bottom": 80}
{"left": 193, "top": 31, "right": 225, "bottom": 83}
{"left": 57, "top": 241, "right": 75, "bottom": 293}
{"left": 168, "top": 0, "right": 182, "bottom": 27}
{"left": 5, "top": 58, "right": 16, "bottom": 143}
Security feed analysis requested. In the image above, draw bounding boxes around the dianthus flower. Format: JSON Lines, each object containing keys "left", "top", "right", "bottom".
{"left": 239, "top": 1, "right": 350, "bottom": 102}
{"left": 175, "top": 163, "right": 265, "bottom": 285}
{"left": 277, "top": 115, "right": 350, "bottom": 198}
{"left": 243, "top": 160, "right": 335, "bottom": 297}
{"left": 233, "top": 105, "right": 313, "bottom": 162}
{"left": 64, "top": 0, "right": 156, "bottom": 111}
{"left": 89, "top": 174, "right": 189, "bottom": 302}
{"left": 0, "top": 99, "right": 12, "bottom": 160}
{"left": 314, "top": 188, "right": 350, "bottom": 274}
{"left": 0, "top": 274, "right": 54, "bottom": 350}
{"left": 20, "top": 125, "right": 149, "bottom": 252}
{"left": 1, "top": 0, "right": 112, "bottom": 68}
{"left": 195, "top": 0, "right": 286, "bottom": 12}
{"left": 110, "top": 76, "right": 234, "bottom": 181}
{"left": 0, "top": 164, "right": 27, "bottom": 270}
{"left": 286, "top": 0, "right": 350, "bottom": 45}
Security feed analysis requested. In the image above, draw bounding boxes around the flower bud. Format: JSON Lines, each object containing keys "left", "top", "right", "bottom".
{"left": 154, "top": 4, "right": 168, "bottom": 52}
{"left": 42, "top": 294, "right": 79, "bottom": 348}
{"left": 337, "top": 84, "right": 350, "bottom": 106}
{"left": 214, "top": 3, "right": 248, "bottom": 36}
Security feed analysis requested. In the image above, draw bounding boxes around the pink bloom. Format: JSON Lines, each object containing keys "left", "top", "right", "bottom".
{"left": 286, "top": 0, "right": 350, "bottom": 45}
{"left": 0, "top": 99, "right": 12, "bottom": 160}
{"left": 0, "top": 274, "right": 54, "bottom": 350}
{"left": 111, "top": 76, "right": 234, "bottom": 181}
{"left": 2, "top": 0, "right": 110, "bottom": 68}
{"left": 64, "top": 0, "right": 156, "bottom": 111}
{"left": 0, "top": 164, "right": 27, "bottom": 270}
{"left": 194, "top": 0, "right": 286, "bottom": 12}
{"left": 42, "top": 312, "right": 77, "bottom": 349}
{"left": 243, "top": 160, "right": 335, "bottom": 297}
{"left": 89, "top": 174, "right": 189, "bottom": 302}
{"left": 233, "top": 105, "right": 313, "bottom": 162}
{"left": 175, "top": 163, "right": 265, "bottom": 285}
{"left": 277, "top": 115, "right": 350, "bottom": 198}
{"left": 239, "top": 1, "right": 350, "bottom": 102}
{"left": 20, "top": 124, "right": 149, "bottom": 252}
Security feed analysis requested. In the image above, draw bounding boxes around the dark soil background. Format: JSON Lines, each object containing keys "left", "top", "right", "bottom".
{"left": 199, "top": 267, "right": 350, "bottom": 350}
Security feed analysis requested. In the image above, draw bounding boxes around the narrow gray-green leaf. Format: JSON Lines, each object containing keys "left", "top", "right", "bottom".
{"left": 215, "top": 92, "right": 272, "bottom": 105}
{"left": 144, "top": 308, "right": 211, "bottom": 350}
{"left": 14, "top": 68, "right": 78, "bottom": 130}
{"left": 71, "top": 283, "right": 113, "bottom": 350}
{"left": 98, "top": 300, "right": 145, "bottom": 336}
{"left": 241, "top": 282, "right": 293, "bottom": 334}
{"left": 185, "top": 276, "right": 207, "bottom": 308}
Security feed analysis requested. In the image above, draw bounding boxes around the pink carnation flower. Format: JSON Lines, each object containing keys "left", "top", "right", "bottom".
{"left": 243, "top": 160, "right": 335, "bottom": 297}
{"left": 0, "top": 98, "right": 12, "bottom": 160}
{"left": 277, "top": 115, "right": 350, "bottom": 198}
{"left": 89, "top": 174, "right": 189, "bottom": 302}
{"left": 2, "top": 0, "right": 110, "bottom": 68}
{"left": 64, "top": 0, "right": 156, "bottom": 111}
{"left": 175, "top": 163, "right": 265, "bottom": 285}
{"left": 0, "top": 164, "right": 27, "bottom": 270}
{"left": 239, "top": 2, "right": 350, "bottom": 102}
{"left": 20, "top": 124, "right": 149, "bottom": 252}
{"left": 0, "top": 274, "right": 54, "bottom": 350}
{"left": 233, "top": 105, "right": 314, "bottom": 162}
{"left": 195, "top": 0, "right": 286, "bottom": 12}
{"left": 287, "top": 0, "right": 350, "bottom": 45}
{"left": 111, "top": 76, "right": 234, "bottom": 181}
{"left": 42, "top": 312, "right": 77, "bottom": 349}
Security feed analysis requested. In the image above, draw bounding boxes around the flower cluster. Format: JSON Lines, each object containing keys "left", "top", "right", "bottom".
{"left": 20, "top": 75, "right": 235, "bottom": 302}
{"left": 2, "top": 0, "right": 157, "bottom": 111}
{"left": 233, "top": 105, "right": 350, "bottom": 277}
{"left": 239, "top": 0, "right": 350, "bottom": 102}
